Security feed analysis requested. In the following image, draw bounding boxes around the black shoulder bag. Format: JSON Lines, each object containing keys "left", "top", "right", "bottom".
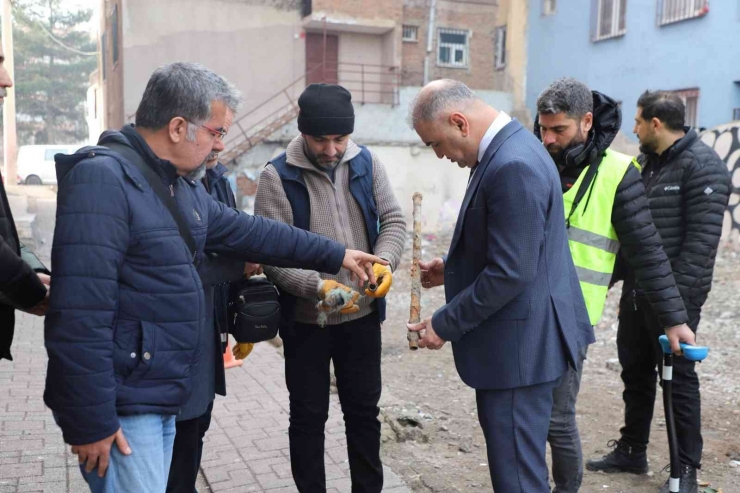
{"left": 227, "top": 277, "right": 281, "bottom": 343}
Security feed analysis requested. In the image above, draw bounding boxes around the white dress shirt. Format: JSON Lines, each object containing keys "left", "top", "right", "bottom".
{"left": 478, "top": 111, "right": 512, "bottom": 163}
{"left": 468, "top": 112, "right": 512, "bottom": 188}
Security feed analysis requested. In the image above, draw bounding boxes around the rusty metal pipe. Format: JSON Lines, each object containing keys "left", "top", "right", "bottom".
{"left": 408, "top": 192, "right": 423, "bottom": 350}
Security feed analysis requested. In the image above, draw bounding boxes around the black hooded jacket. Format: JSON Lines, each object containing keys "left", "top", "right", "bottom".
{"left": 535, "top": 92, "right": 688, "bottom": 328}
{"left": 0, "top": 172, "right": 49, "bottom": 361}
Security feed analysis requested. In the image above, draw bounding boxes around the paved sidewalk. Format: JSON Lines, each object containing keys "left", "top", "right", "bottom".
{"left": 0, "top": 314, "right": 88, "bottom": 493}
{"left": 0, "top": 314, "right": 411, "bottom": 493}
{"left": 199, "top": 342, "right": 411, "bottom": 493}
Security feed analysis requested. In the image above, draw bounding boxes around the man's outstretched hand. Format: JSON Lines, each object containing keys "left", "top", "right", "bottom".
{"left": 342, "top": 250, "right": 388, "bottom": 285}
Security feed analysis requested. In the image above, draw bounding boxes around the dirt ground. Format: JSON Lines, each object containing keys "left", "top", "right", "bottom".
{"left": 377, "top": 231, "right": 740, "bottom": 493}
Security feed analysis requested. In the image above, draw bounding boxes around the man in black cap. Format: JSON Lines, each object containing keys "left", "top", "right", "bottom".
{"left": 255, "top": 83, "right": 406, "bottom": 492}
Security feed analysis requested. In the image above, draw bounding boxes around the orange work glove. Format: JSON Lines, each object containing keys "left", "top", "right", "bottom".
{"left": 317, "top": 280, "right": 361, "bottom": 315}
{"left": 364, "top": 263, "right": 392, "bottom": 298}
{"left": 232, "top": 343, "right": 255, "bottom": 360}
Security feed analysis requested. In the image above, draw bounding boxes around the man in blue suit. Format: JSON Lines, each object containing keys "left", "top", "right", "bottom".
{"left": 407, "top": 80, "right": 592, "bottom": 492}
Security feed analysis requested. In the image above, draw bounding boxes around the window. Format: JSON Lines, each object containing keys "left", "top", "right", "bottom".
{"left": 592, "top": 0, "right": 627, "bottom": 41}
{"left": 494, "top": 25, "right": 507, "bottom": 70}
{"left": 301, "top": 0, "right": 312, "bottom": 17}
{"left": 437, "top": 28, "right": 469, "bottom": 68}
{"left": 403, "top": 25, "right": 419, "bottom": 42}
{"left": 111, "top": 5, "right": 119, "bottom": 64}
{"left": 44, "top": 149, "right": 66, "bottom": 161}
{"left": 658, "top": 0, "right": 708, "bottom": 26}
{"left": 670, "top": 88, "right": 700, "bottom": 127}
{"left": 733, "top": 108, "right": 740, "bottom": 121}
{"left": 543, "top": 0, "right": 557, "bottom": 15}
{"left": 101, "top": 32, "right": 108, "bottom": 80}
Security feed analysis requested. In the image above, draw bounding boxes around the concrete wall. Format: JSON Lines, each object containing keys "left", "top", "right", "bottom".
{"left": 374, "top": 144, "right": 471, "bottom": 231}
{"left": 526, "top": 0, "right": 740, "bottom": 139}
{"left": 119, "top": 0, "right": 305, "bottom": 125}
{"left": 312, "top": 0, "right": 404, "bottom": 25}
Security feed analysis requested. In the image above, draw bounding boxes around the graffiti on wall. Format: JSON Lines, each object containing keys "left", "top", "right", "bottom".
{"left": 700, "top": 122, "right": 740, "bottom": 246}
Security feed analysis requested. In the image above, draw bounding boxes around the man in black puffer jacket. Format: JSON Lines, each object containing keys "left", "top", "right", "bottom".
{"left": 590, "top": 90, "right": 731, "bottom": 493}
{"left": 535, "top": 79, "right": 693, "bottom": 493}
{"left": 0, "top": 44, "right": 51, "bottom": 360}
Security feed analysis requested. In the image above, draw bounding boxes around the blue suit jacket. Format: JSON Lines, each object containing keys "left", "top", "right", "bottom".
{"left": 432, "top": 120, "right": 593, "bottom": 390}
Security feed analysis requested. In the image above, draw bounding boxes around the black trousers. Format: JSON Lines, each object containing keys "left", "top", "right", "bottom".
{"left": 166, "top": 401, "right": 214, "bottom": 493}
{"left": 617, "top": 298, "right": 703, "bottom": 468}
{"left": 283, "top": 312, "right": 383, "bottom": 493}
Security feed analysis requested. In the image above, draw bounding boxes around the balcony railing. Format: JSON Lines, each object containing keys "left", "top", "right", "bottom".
{"left": 322, "top": 61, "right": 400, "bottom": 106}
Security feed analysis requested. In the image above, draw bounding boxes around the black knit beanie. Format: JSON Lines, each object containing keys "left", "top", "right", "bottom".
{"left": 297, "top": 83, "right": 355, "bottom": 136}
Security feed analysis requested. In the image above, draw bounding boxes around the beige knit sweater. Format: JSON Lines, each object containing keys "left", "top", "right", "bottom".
{"left": 255, "top": 135, "right": 406, "bottom": 326}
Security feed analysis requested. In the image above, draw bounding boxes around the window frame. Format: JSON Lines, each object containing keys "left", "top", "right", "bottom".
{"left": 543, "top": 0, "right": 557, "bottom": 16}
{"left": 101, "top": 31, "right": 108, "bottom": 80}
{"left": 437, "top": 28, "right": 470, "bottom": 69}
{"left": 111, "top": 5, "right": 120, "bottom": 65}
{"left": 669, "top": 88, "right": 700, "bottom": 128}
{"left": 402, "top": 25, "right": 420, "bottom": 42}
{"left": 657, "top": 0, "right": 709, "bottom": 26}
{"left": 592, "top": 0, "right": 627, "bottom": 42}
{"left": 494, "top": 25, "right": 507, "bottom": 70}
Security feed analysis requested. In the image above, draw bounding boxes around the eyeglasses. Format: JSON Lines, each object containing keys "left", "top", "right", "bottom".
{"left": 199, "top": 122, "right": 227, "bottom": 141}
{"left": 185, "top": 118, "right": 227, "bottom": 141}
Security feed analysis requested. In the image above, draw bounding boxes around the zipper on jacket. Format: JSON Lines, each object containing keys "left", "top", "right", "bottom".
{"left": 170, "top": 184, "right": 175, "bottom": 197}
{"left": 631, "top": 289, "right": 637, "bottom": 311}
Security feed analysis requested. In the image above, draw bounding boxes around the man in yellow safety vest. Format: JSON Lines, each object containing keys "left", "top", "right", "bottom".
{"left": 534, "top": 78, "right": 695, "bottom": 493}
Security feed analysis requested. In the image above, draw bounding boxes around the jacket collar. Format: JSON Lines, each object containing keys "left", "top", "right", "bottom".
{"left": 641, "top": 127, "right": 698, "bottom": 167}
{"left": 663, "top": 128, "right": 698, "bottom": 161}
{"left": 206, "top": 162, "right": 229, "bottom": 183}
{"left": 119, "top": 124, "right": 182, "bottom": 186}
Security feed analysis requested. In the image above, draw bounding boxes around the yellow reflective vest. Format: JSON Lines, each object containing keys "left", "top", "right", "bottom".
{"left": 563, "top": 149, "right": 639, "bottom": 325}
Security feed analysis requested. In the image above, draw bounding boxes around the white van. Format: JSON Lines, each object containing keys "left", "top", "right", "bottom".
{"left": 17, "top": 145, "right": 80, "bottom": 185}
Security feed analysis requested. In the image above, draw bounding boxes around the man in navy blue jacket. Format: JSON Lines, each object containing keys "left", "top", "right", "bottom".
{"left": 407, "top": 80, "right": 592, "bottom": 492}
{"left": 44, "top": 62, "right": 384, "bottom": 493}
